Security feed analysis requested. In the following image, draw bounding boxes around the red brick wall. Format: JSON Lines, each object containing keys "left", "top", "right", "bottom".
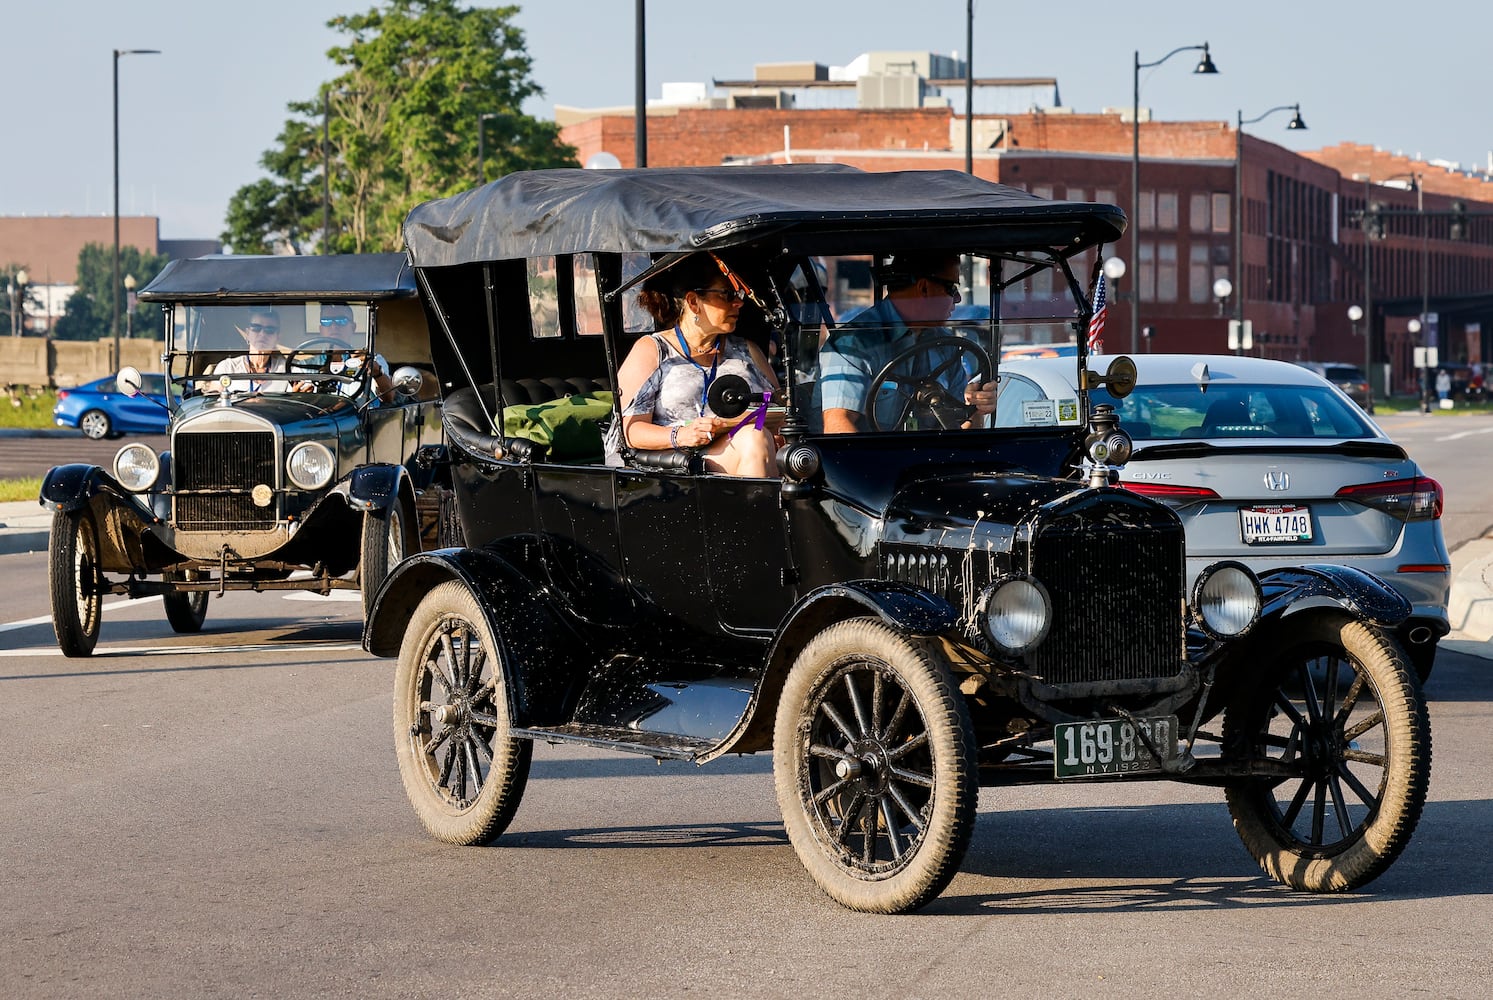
{"left": 0, "top": 216, "right": 160, "bottom": 285}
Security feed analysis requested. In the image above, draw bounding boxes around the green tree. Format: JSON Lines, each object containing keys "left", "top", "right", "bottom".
{"left": 53, "top": 243, "right": 171, "bottom": 342}
{"left": 224, "top": 0, "right": 576, "bottom": 255}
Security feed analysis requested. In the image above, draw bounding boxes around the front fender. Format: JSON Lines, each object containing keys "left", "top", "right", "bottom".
{"left": 346, "top": 463, "right": 410, "bottom": 513}
{"left": 702, "top": 579, "right": 959, "bottom": 761}
{"left": 1257, "top": 563, "right": 1412, "bottom": 628}
{"left": 40, "top": 463, "right": 108, "bottom": 513}
{"left": 363, "top": 548, "right": 591, "bottom": 727}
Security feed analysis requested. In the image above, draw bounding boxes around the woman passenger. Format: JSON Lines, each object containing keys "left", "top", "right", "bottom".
{"left": 607, "top": 254, "right": 779, "bottom": 476}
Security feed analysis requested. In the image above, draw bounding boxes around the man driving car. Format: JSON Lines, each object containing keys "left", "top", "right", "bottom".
{"left": 817, "top": 252, "right": 998, "bottom": 433}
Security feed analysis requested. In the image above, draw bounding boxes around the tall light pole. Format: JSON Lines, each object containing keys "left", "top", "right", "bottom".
{"left": 113, "top": 47, "right": 160, "bottom": 372}
{"left": 964, "top": 0, "right": 974, "bottom": 176}
{"left": 322, "top": 89, "right": 333, "bottom": 252}
{"left": 1234, "top": 104, "right": 1305, "bottom": 356}
{"left": 1359, "top": 170, "right": 1418, "bottom": 400}
{"left": 123, "top": 274, "right": 137, "bottom": 344}
{"left": 478, "top": 112, "right": 501, "bottom": 184}
{"left": 1131, "top": 42, "right": 1217, "bottom": 353}
{"left": 634, "top": 0, "right": 647, "bottom": 167}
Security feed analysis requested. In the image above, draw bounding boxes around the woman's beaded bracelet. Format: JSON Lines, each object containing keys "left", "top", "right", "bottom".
{"left": 670, "top": 425, "right": 680, "bottom": 450}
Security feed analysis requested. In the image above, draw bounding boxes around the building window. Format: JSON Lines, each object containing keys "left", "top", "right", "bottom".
{"left": 1157, "top": 242, "right": 1178, "bottom": 302}
{"left": 1212, "top": 193, "right": 1231, "bottom": 233}
{"left": 1138, "top": 191, "right": 1156, "bottom": 229}
{"left": 1096, "top": 189, "right": 1117, "bottom": 207}
{"left": 1189, "top": 193, "right": 1210, "bottom": 233}
{"left": 1138, "top": 241, "right": 1156, "bottom": 301}
{"left": 1157, "top": 192, "right": 1179, "bottom": 231}
{"left": 1189, "top": 244, "right": 1210, "bottom": 303}
{"left": 1032, "top": 185, "right": 1053, "bottom": 200}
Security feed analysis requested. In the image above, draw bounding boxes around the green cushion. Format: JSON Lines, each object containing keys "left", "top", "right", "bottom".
{"left": 502, "top": 392, "right": 614, "bottom": 459}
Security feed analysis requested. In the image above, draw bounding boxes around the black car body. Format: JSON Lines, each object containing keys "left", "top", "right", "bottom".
{"left": 41, "top": 253, "right": 444, "bottom": 655}
{"left": 365, "top": 165, "right": 1431, "bottom": 913}
{"left": 1294, "top": 361, "right": 1374, "bottom": 413}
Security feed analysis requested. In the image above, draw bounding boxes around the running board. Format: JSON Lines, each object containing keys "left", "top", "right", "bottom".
{"left": 510, "top": 723, "right": 714, "bottom": 761}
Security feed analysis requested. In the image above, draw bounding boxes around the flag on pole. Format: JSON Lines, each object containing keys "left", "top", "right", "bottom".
{"left": 1087, "top": 272, "right": 1107, "bottom": 354}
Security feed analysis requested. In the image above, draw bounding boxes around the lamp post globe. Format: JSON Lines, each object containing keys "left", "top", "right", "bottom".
{"left": 1347, "top": 304, "right": 1364, "bottom": 323}
{"left": 1212, "top": 276, "right": 1233, "bottom": 302}
{"left": 1102, "top": 256, "right": 1126, "bottom": 281}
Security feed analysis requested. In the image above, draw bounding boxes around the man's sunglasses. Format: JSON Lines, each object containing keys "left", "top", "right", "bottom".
{"left": 243, "top": 323, "right": 279, "bottom": 335}
{"left": 319, "top": 315, "right": 353, "bottom": 327}
{"left": 694, "top": 287, "right": 746, "bottom": 303}
{"left": 923, "top": 277, "right": 962, "bottom": 301}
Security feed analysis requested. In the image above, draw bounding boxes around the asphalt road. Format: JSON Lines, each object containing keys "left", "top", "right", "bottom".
{"left": 0, "top": 429, "right": 168, "bottom": 480}
{"left": 2, "top": 549, "right": 1492, "bottom": 997}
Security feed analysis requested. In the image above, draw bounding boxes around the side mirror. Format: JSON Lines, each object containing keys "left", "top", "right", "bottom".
{"left": 390, "top": 366, "right": 426, "bottom": 398}
{"left": 1083, "top": 356, "right": 1138, "bottom": 399}
{"left": 706, "top": 373, "right": 755, "bottom": 418}
{"left": 117, "top": 365, "right": 144, "bottom": 397}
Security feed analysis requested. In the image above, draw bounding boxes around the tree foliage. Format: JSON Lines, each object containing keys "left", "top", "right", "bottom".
{"left": 223, "top": 0, "right": 576, "bottom": 255}
{"left": 52, "top": 243, "right": 171, "bottom": 342}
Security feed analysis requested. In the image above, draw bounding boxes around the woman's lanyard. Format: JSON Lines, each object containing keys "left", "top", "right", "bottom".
{"left": 674, "top": 325, "right": 721, "bottom": 415}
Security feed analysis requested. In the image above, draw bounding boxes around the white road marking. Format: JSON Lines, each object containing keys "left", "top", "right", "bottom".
{"left": 0, "top": 642, "right": 366, "bottom": 659}
{"left": 1437, "top": 427, "right": 1493, "bottom": 442}
{"left": 0, "top": 596, "right": 156, "bottom": 634}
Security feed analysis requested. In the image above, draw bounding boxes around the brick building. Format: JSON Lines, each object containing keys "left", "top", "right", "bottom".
{"left": 560, "top": 57, "right": 1493, "bottom": 396}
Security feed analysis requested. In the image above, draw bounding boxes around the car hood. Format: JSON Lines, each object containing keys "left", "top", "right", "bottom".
{"left": 177, "top": 392, "right": 361, "bottom": 426}
{"left": 881, "top": 474, "right": 1080, "bottom": 552}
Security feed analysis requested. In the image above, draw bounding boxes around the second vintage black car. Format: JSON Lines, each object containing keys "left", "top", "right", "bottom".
{"left": 40, "top": 253, "right": 445, "bottom": 656}
{"left": 364, "top": 165, "right": 1431, "bottom": 913}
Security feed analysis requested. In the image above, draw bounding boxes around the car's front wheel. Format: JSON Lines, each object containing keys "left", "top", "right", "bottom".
{"left": 48, "top": 508, "right": 102, "bottom": 657}
{"left": 78, "top": 409, "right": 113, "bottom": 440}
{"left": 162, "top": 571, "right": 209, "bottom": 633}
{"left": 773, "top": 617, "right": 977, "bottom": 913}
{"left": 392, "top": 580, "right": 531, "bottom": 845}
{"left": 1223, "top": 613, "right": 1430, "bottom": 892}
{"left": 360, "top": 503, "right": 406, "bottom": 619}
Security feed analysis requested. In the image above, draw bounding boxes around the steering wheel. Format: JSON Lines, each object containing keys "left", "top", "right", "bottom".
{"left": 861, "top": 335, "right": 993, "bottom": 432}
{"left": 289, "top": 336, "right": 358, "bottom": 377}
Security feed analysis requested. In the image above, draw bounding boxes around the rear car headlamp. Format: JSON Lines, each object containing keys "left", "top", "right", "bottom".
{"left": 286, "top": 442, "right": 335, "bottom": 491}
{"left": 1191, "top": 561, "right": 1262, "bottom": 639}
{"left": 977, "top": 575, "right": 1052, "bottom": 656}
{"left": 113, "top": 443, "right": 161, "bottom": 492}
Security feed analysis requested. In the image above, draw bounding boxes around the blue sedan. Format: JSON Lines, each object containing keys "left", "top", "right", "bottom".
{"left": 53, "top": 373, "right": 174, "bottom": 439}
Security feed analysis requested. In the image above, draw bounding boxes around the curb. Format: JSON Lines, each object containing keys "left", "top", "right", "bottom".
{"left": 0, "top": 529, "right": 47, "bottom": 556}
{"left": 1447, "top": 536, "right": 1493, "bottom": 644}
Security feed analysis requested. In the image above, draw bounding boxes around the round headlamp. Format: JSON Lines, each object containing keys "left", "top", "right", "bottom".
{"left": 113, "top": 443, "right": 161, "bottom": 492}
{"left": 977, "top": 575, "right": 1052, "bottom": 656}
{"left": 286, "top": 442, "right": 335, "bottom": 491}
{"left": 1191, "top": 561, "right": 1262, "bottom": 639}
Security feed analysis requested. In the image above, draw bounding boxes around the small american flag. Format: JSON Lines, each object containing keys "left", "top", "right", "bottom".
{"left": 1087, "top": 272, "right": 1107, "bottom": 354}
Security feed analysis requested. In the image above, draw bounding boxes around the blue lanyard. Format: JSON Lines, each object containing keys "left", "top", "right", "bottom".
{"left": 674, "top": 326, "right": 721, "bottom": 415}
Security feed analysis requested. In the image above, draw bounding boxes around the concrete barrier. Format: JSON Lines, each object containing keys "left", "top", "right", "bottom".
{"left": 0, "top": 338, "right": 164, "bottom": 389}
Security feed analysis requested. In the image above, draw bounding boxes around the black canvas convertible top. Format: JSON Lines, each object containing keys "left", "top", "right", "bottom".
{"left": 139, "top": 253, "right": 416, "bottom": 303}
{"left": 402, "top": 165, "right": 1127, "bottom": 267}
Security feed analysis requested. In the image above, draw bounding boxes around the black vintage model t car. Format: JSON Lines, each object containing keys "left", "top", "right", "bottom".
{"left": 364, "top": 165, "right": 1430, "bottom": 913}
{"left": 40, "top": 253, "right": 444, "bottom": 656}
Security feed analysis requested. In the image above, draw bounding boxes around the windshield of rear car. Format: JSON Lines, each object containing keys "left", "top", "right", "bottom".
{"left": 167, "top": 303, "right": 374, "bottom": 382}
{"left": 1092, "top": 382, "right": 1377, "bottom": 441}
{"left": 785, "top": 253, "right": 1088, "bottom": 435}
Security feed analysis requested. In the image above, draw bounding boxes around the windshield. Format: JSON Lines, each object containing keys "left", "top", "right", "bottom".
{"left": 785, "top": 252, "right": 1090, "bottom": 435}
{"left": 1092, "top": 382, "right": 1377, "bottom": 441}
{"left": 167, "top": 302, "right": 375, "bottom": 389}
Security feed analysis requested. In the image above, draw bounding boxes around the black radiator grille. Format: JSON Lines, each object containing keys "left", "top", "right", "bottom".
{"left": 173, "top": 431, "right": 278, "bottom": 529}
{"left": 1025, "top": 518, "right": 1183, "bottom": 685}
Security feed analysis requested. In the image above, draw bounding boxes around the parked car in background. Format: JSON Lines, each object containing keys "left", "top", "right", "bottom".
{"left": 52, "top": 372, "right": 174, "bottom": 439}
{"left": 1000, "top": 354, "right": 1449, "bottom": 680}
{"left": 39, "top": 253, "right": 445, "bottom": 657}
{"left": 1294, "top": 361, "right": 1373, "bottom": 413}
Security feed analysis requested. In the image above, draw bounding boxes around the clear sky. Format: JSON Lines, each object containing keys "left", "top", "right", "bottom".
{"left": 2, "top": 0, "right": 1485, "bottom": 241}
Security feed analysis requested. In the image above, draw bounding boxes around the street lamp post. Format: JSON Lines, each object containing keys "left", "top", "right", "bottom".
{"left": 1348, "top": 303, "right": 1363, "bottom": 341}
{"left": 1131, "top": 42, "right": 1217, "bottom": 353}
{"left": 1212, "top": 276, "right": 1233, "bottom": 320}
{"left": 1234, "top": 104, "right": 1305, "bottom": 357}
{"left": 478, "top": 112, "right": 501, "bottom": 185}
{"left": 8, "top": 268, "right": 27, "bottom": 338}
{"left": 1409, "top": 317, "right": 1428, "bottom": 413}
{"left": 123, "top": 274, "right": 137, "bottom": 345}
{"left": 113, "top": 47, "right": 160, "bottom": 373}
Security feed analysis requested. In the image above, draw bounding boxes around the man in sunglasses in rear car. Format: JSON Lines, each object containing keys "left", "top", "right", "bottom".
{"left": 315, "top": 303, "right": 395, "bottom": 403}
{"left": 817, "top": 252, "right": 998, "bottom": 433}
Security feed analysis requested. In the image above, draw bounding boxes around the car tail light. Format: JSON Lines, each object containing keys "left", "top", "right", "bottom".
{"left": 1118, "top": 481, "right": 1221, "bottom": 503}
{"left": 56, "top": 389, "right": 70, "bottom": 400}
{"left": 1334, "top": 476, "right": 1443, "bottom": 520}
